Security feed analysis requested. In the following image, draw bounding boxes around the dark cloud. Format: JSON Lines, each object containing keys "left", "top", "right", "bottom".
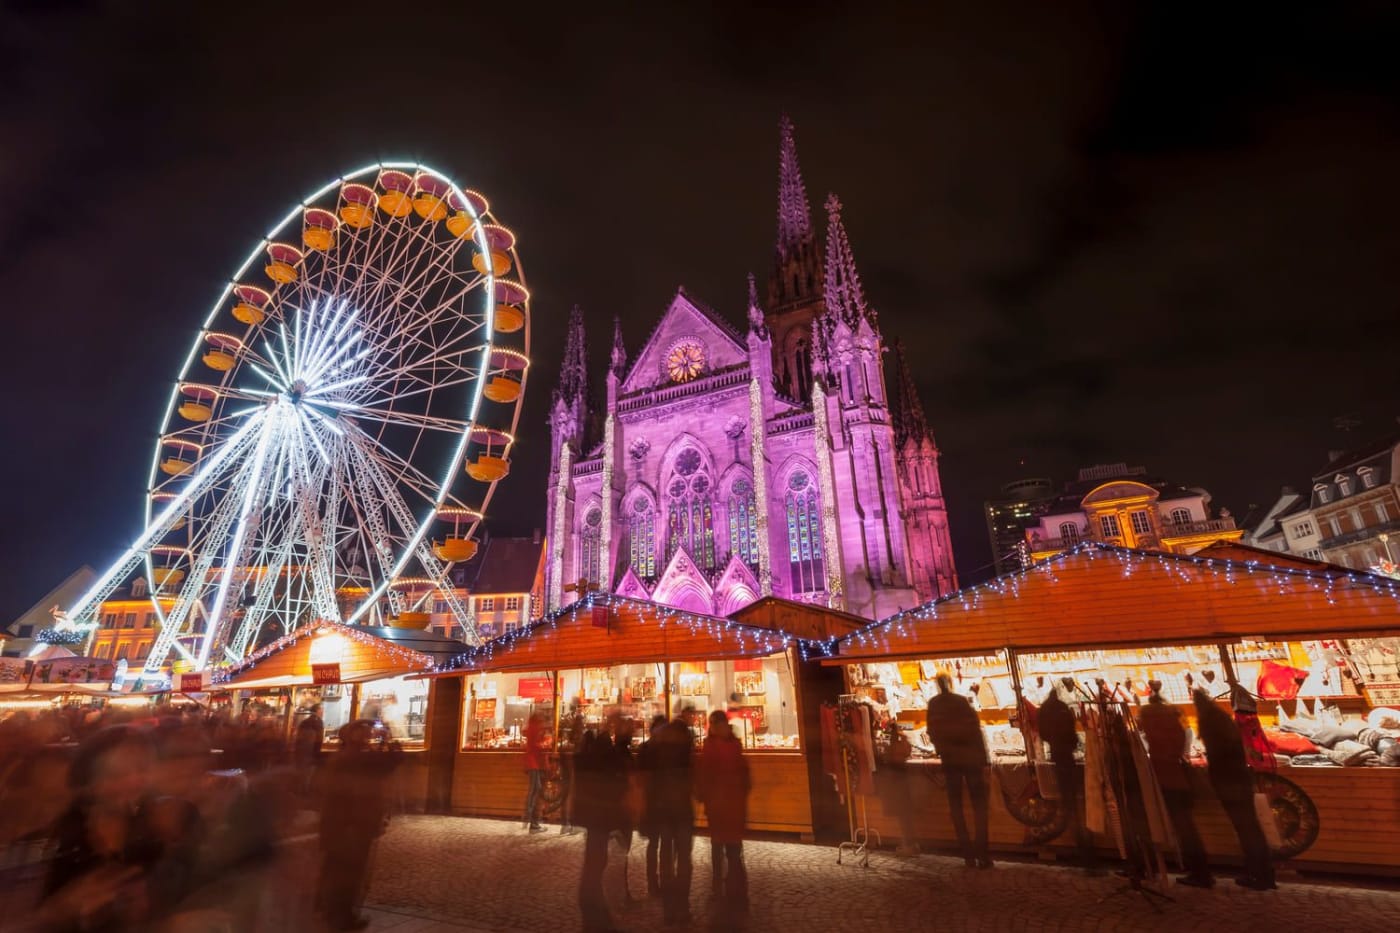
{"left": 1, "top": 1, "right": 1397, "bottom": 618}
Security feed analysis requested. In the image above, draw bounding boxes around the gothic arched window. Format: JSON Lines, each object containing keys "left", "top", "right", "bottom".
{"left": 666, "top": 449, "right": 716, "bottom": 570}
{"left": 785, "top": 471, "right": 825, "bottom": 593}
{"left": 579, "top": 507, "right": 603, "bottom": 589}
{"left": 627, "top": 498, "right": 657, "bottom": 579}
{"left": 727, "top": 477, "right": 759, "bottom": 570}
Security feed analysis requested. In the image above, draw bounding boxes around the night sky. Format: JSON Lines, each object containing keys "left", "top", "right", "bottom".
{"left": 3, "top": 1, "right": 1398, "bottom": 621}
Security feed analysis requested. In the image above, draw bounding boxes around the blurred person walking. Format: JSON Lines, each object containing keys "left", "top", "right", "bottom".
{"left": 576, "top": 717, "right": 632, "bottom": 933}
{"left": 1039, "top": 683, "right": 1098, "bottom": 871}
{"left": 697, "top": 710, "right": 750, "bottom": 920}
{"left": 522, "top": 712, "right": 548, "bottom": 833}
{"left": 636, "top": 713, "right": 669, "bottom": 896}
{"left": 925, "top": 673, "right": 993, "bottom": 868}
{"left": 1193, "top": 689, "right": 1276, "bottom": 891}
{"left": 316, "top": 720, "right": 403, "bottom": 931}
{"left": 1140, "top": 681, "right": 1213, "bottom": 887}
{"left": 655, "top": 716, "right": 696, "bottom": 926}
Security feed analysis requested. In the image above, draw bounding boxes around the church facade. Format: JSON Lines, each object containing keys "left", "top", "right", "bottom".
{"left": 545, "top": 118, "right": 957, "bottom": 619}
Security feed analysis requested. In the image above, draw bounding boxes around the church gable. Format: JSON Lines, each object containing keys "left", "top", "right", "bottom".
{"left": 614, "top": 565, "right": 651, "bottom": 601}
{"left": 713, "top": 554, "right": 761, "bottom": 614}
{"left": 650, "top": 546, "right": 715, "bottom": 614}
{"left": 620, "top": 289, "right": 749, "bottom": 394}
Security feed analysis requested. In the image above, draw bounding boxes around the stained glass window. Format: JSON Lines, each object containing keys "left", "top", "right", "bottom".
{"left": 728, "top": 478, "right": 759, "bottom": 569}
{"left": 628, "top": 498, "right": 656, "bottom": 579}
{"left": 666, "top": 448, "right": 716, "bottom": 570}
{"left": 580, "top": 507, "right": 602, "bottom": 589}
{"left": 785, "top": 471, "right": 824, "bottom": 594}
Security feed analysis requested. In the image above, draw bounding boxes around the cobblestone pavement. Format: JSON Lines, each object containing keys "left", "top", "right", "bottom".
{"left": 365, "top": 816, "right": 1400, "bottom": 933}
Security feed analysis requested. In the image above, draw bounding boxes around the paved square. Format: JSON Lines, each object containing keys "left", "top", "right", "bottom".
{"left": 364, "top": 816, "right": 1400, "bottom": 932}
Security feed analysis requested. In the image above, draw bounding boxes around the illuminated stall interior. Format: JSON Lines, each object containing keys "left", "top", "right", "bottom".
{"left": 430, "top": 595, "right": 840, "bottom": 833}
{"left": 217, "top": 621, "right": 465, "bottom": 744}
{"left": 833, "top": 541, "right": 1400, "bottom": 871}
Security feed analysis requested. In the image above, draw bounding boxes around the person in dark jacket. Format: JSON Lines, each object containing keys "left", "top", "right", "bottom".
{"left": 576, "top": 718, "right": 632, "bottom": 932}
{"left": 636, "top": 714, "right": 669, "bottom": 896}
{"left": 1193, "top": 688, "right": 1276, "bottom": 890}
{"left": 653, "top": 717, "right": 696, "bottom": 926}
{"left": 1139, "top": 682, "right": 1212, "bottom": 887}
{"left": 1038, "top": 684, "right": 1097, "bottom": 870}
{"left": 697, "top": 710, "right": 750, "bottom": 917}
{"left": 317, "top": 720, "right": 403, "bottom": 930}
{"left": 925, "top": 674, "right": 992, "bottom": 868}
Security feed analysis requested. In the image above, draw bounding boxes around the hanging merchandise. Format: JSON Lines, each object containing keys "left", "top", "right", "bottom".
{"left": 1257, "top": 659, "right": 1309, "bottom": 700}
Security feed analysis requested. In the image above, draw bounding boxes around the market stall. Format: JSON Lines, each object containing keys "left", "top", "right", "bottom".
{"left": 831, "top": 542, "right": 1400, "bottom": 873}
{"left": 426, "top": 595, "right": 845, "bottom": 835}
{"left": 217, "top": 621, "right": 469, "bottom": 809}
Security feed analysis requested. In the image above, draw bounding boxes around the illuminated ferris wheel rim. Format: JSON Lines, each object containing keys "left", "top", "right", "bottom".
{"left": 62, "top": 160, "right": 531, "bottom": 672}
{"left": 150, "top": 160, "right": 506, "bottom": 509}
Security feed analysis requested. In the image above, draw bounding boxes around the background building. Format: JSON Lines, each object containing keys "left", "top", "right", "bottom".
{"left": 983, "top": 478, "right": 1055, "bottom": 576}
{"left": 545, "top": 118, "right": 958, "bottom": 620}
{"left": 3, "top": 566, "right": 95, "bottom": 657}
{"left": 1306, "top": 435, "right": 1400, "bottom": 570}
{"left": 1025, "top": 463, "right": 1241, "bottom": 562}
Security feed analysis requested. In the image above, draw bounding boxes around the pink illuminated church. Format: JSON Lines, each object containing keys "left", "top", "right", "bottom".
{"left": 545, "top": 118, "right": 957, "bottom": 619}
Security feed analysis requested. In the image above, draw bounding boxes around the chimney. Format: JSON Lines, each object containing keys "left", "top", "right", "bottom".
{"left": 532, "top": 527, "right": 542, "bottom": 545}
{"left": 1328, "top": 450, "right": 1344, "bottom": 463}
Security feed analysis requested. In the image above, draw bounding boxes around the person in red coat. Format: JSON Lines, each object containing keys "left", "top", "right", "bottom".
{"left": 697, "top": 710, "right": 750, "bottom": 917}
{"left": 522, "top": 713, "right": 548, "bottom": 833}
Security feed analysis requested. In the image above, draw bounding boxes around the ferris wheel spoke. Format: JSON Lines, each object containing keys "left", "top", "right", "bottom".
{"left": 193, "top": 408, "right": 283, "bottom": 668}
{"left": 314, "top": 403, "right": 469, "bottom": 435}
{"left": 341, "top": 420, "right": 450, "bottom": 508}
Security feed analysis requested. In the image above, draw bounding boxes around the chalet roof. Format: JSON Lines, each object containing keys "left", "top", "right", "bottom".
{"left": 436, "top": 595, "right": 806, "bottom": 674}
{"left": 217, "top": 621, "right": 466, "bottom": 689}
{"left": 834, "top": 543, "right": 1400, "bottom": 662}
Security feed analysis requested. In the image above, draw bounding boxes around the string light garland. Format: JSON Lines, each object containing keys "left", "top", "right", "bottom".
{"left": 547, "top": 443, "right": 572, "bottom": 612}
{"left": 36, "top": 628, "right": 87, "bottom": 646}
{"left": 434, "top": 592, "right": 835, "bottom": 672}
{"left": 748, "top": 377, "right": 773, "bottom": 597}
{"left": 810, "top": 380, "right": 846, "bottom": 609}
{"left": 838, "top": 541, "right": 1400, "bottom": 652}
{"left": 599, "top": 414, "right": 617, "bottom": 590}
{"left": 212, "top": 620, "right": 435, "bottom": 685}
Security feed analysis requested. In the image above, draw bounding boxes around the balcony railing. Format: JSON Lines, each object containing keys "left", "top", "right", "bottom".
{"left": 1318, "top": 517, "right": 1400, "bottom": 550}
{"left": 1161, "top": 518, "right": 1237, "bottom": 538}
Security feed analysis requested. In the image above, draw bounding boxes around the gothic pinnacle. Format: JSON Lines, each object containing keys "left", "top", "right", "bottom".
{"left": 822, "top": 193, "right": 872, "bottom": 328}
{"left": 776, "top": 114, "right": 813, "bottom": 257}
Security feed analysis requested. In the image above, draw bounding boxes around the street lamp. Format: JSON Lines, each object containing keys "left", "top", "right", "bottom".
{"left": 1380, "top": 532, "right": 1396, "bottom": 564}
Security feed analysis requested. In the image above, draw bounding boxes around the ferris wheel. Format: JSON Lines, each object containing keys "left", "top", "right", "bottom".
{"left": 62, "top": 163, "right": 530, "bottom": 672}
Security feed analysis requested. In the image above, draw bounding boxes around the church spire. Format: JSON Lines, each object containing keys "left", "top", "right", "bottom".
{"left": 557, "top": 304, "right": 588, "bottom": 404}
{"left": 822, "top": 193, "right": 874, "bottom": 329}
{"left": 767, "top": 117, "right": 822, "bottom": 314}
{"left": 890, "top": 339, "right": 932, "bottom": 447}
{"left": 609, "top": 315, "right": 627, "bottom": 375}
{"left": 776, "top": 114, "right": 813, "bottom": 256}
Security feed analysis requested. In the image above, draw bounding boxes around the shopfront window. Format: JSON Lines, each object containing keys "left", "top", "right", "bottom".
{"left": 669, "top": 653, "right": 800, "bottom": 751}
{"left": 559, "top": 663, "right": 667, "bottom": 745}
{"left": 463, "top": 670, "right": 555, "bottom": 750}
{"left": 359, "top": 675, "right": 430, "bottom": 742}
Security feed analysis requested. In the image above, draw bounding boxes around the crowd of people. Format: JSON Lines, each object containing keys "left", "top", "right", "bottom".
{"left": 524, "top": 707, "right": 754, "bottom": 932}
{"left": 921, "top": 675, "right": 1280, "bottom": 892}
{"left": 0, "top": 701, "right": 403, "bottom": 932}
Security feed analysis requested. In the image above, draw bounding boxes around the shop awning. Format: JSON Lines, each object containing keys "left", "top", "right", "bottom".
{"left": 438, "top": 596, "right": 804, "bottom": 675}
{"left": 834, "top": 543, "right": 1400, "bottom": 663}
{"left": 217, "top": 622, "right": 466, "bottom": 689}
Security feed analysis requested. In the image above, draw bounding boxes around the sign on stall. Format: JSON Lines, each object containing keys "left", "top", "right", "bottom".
{"left": 179, "top": 672, "right": 206, "bottom": 693}
{"left": 312, "top": 663, "right": 341, "bottom": 685}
